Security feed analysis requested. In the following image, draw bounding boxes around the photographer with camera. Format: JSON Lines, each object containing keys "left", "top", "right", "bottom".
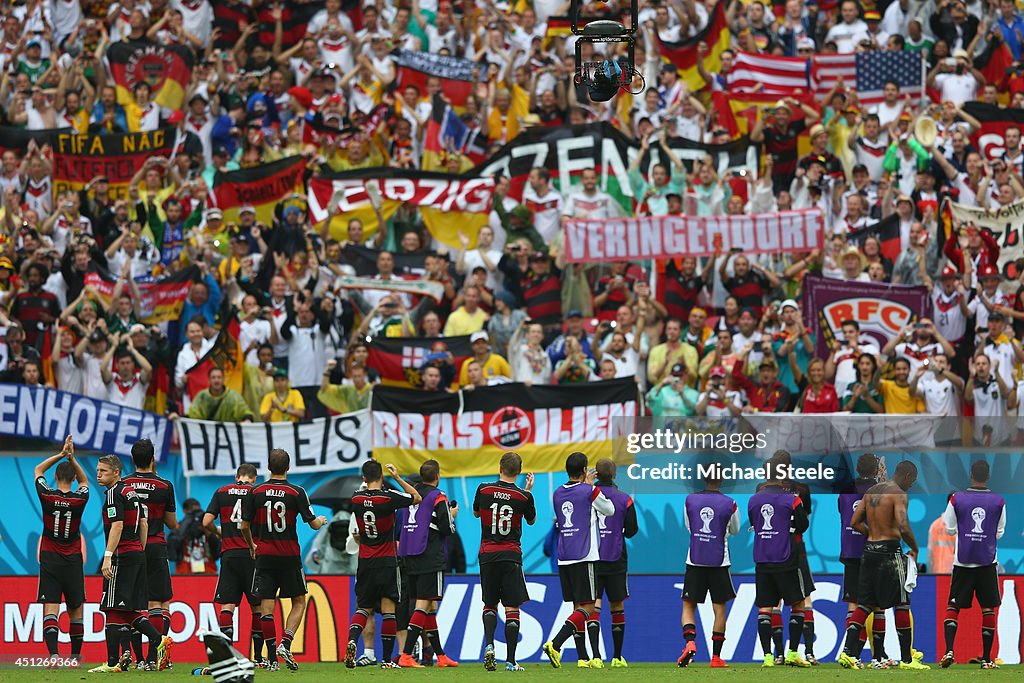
{"left": 696, "top": 365, "right": 743, "bottom": 416}
{"left": 170, "top": 498, "right": 220, "bottom": 575}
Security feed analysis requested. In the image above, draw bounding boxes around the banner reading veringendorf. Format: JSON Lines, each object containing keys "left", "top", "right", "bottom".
{"left": 563, "top": 209, "right": 823, "bottom": 263}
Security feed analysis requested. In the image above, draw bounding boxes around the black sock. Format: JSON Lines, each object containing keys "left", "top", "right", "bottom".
{"left": 251, "top": 612, "right": 264, "bottom": 661}
{"left": 552, "top": 618, "right": 577, "bottom": 650}
{"left": 482, "top": 607, "right": 498, "bottom": 648}
{"left": 119, "top": 627, "right": 131, "bottom": 655}
{"left": 131, "top": 631, "right": 144, "bottom": 661}
{"left": 803, "top": 611, "right": 815, "bottom": 656}
{"left": 261, "top": 614, "right": 277, "bottom": 664}
{"left": 106, "top": 625, "right": 123, "bottom": 667}
{"left": 505, "top": 610, "right": 520, "bottom": 664}
{"left": 712, "top": 631, "right": 725, "bottom": 658}
{"left": 897, "top": 626, "right": 912, "bottom": 663}
{"left": 872, "top": 612, "right": 887, "bottom": 659}
{"left": 683, "top": 622, "right": 696, "bottom": 643}
{"left": 381, "top": 614, "right": 397, "bottom": 662}
{"left": 611, "top": 610, "right": 625, "bottom": 660}
{"left": 404, "top": 609, "right": 426, "bottom": 656}
{"left": 944, "top": 608, "right": 959, "bottom": 653}
{"left": 348, "top": 609, "right": 367, "bottom": 645}
{"left": 587, "top": 611, "right": 601, "bottom": 660}
{"left": 70, "top": 619, "right": 84, "bottom": 657}
{"left": 843, "top": 607, "right": 868, "bottom": 655}
{"left": 43, "top": 614, "right": 59, "bottom": 656}
{"left": 772, "top": 616, "right": 784, "bottom": 656}
{"left": 425, "top": 612, "right": 445, "bottom": 657}
{"left": 788, "top": 611, "right": 805, "bottom": 653}
{"left": 132, "top": 616, "right": 162, "bottom": 663}
{"left": 281, "top": 629, "right": 294, "bottom": 651}
{"left": 757, "top": 614, "right": 773, "bottom": 656}
{"left": 573, "top": 628, "right": 589, "bottom": 662}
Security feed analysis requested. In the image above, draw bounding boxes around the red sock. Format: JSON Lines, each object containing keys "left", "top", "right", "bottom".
{"left": 587, "top": 612, "right": 600, "bottom": 625}
{"left": 351, "top": 611, "right": 368, "bottom": 630}
{"left": 568, "top": 609, "right": 588, "bottom": 631}
{"left": 981, "top": 611, "right": 996, "bottom": 630}
{"left": 261, "top": 615, "right": 276, "bottom": 642}
{"left": 426, "top": 613, "right": 439, "bottom": 632}
{"left": 611, "top": 612, "right": 625, "bottom": 626}
{"left": 218, "top": 610, "right": 233, "bottom": 630}
{"left": 409, "top": 609, "right": 428, "bottom": 630}
{"left": 381, "top": 614, "right": 397, "bottom": 638}
{"left": 945, "top": 607, "right": 960, "bottom": 622}
{"left": 770, "top": 612, "right": 782, "bottom": 629}
{"left": 803, "top": 609, "right": 814, "bottom": 623}
{"left": 894, "top": 608, "right": 911, "bottom": 629}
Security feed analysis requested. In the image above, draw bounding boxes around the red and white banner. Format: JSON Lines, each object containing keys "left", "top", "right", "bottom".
{"left": 563, "top": 209, "right": 823, "bottom": 263}
{"left": 0, "top": 575, "right": 351, "bottom": 663}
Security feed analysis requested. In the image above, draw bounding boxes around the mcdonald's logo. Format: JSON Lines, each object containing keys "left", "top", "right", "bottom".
{"left": 288, "top": 577, "right": 352, "bottom": 662}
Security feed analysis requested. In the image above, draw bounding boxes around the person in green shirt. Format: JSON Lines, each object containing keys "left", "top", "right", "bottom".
{"left": 841, "top": 354, "right": 884, "bottom": 413}
{"left": 318, "top": 360, "right": 373, "bottom": 414}
{"left": 185, "top": 367, "right": 254, "bottom": 422}
{"left": 626, "top": 129, "right": 685, "bottom": 216}
{"left": 646, "top": 363, "right": 700, "bottom": 416}
{"left": 904, "top": 20, "right": 934, "bottom": 54}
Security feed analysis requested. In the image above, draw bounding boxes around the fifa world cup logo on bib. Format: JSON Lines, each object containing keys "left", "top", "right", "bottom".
{"left": 761, "top": 503, "right": 775, "bottom": 531}
{"left": 971, "top": 507, "right": 986, "bottom": 534}
{"left": 561, "top": 501, "right": 574, "bottom": 527}
{"left": 699, "top": 506, "right": 715, "bottom": 534}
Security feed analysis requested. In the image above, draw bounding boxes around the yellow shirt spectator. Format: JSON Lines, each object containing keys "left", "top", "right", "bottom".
{"left": 457, "top": 352, "right": 512, "bottom": 386}
{"left": 879, "top": 379, "right": 924, "bottom": 414}
{"left": 443, "top": 306, "right": 489, "bottom": 336}
{"left": 260, "top": 374, "right": 306, "bottom": 422}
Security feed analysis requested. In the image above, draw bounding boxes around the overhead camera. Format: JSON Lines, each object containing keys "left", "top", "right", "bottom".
{"left": 570, "top": 0, "right": 641, "bottom": 102}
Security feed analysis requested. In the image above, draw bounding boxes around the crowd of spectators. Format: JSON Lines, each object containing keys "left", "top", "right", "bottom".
{"left": 0, "top": 0, "right": 1023, "bottom": 443}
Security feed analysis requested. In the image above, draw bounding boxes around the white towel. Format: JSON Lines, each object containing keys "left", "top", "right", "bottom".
{"left": 904, "top": 556, "right": 918, "bottom": 593}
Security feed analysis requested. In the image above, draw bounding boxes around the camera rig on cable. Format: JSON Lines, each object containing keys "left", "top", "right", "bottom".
{"left": 570, "top": 0, "right": 643, "bottom": 102}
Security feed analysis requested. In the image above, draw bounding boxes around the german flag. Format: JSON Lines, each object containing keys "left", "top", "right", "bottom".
{"left": 185, "top": 303, "right": 245, "bottom": 401}
{"left": 711, "top": 90, "right": 817, "bottom": 157}
{"left": 848, "top": 214, "right": 901, "bottom": 263}
{"left": 394, "top": 49, "right": 475, "bottom": 107}
{"left": 422, "top": 93, "right": 485, "bottom": 172}
{"left": 84, "top": 265, "right": 199, "bottom": 324}
{"left": 544, "top": 15, "right": 573, "bottom": 47}
{"left": 367, "top": 335, "right": 473, "bottom": 388}
{"left": 212, "top": 156, "right": 307, "bottom": 227}
{"left": 659, "top": 0, "right": 729, "bottom": 92}
{"left": 106, "top": 42, "right": 195, "bottom": 110}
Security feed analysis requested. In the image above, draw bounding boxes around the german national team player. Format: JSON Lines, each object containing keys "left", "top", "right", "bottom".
{"left": 91, "top": 455, "right": 171, "bottom": 673}
{"left": 588, "top": 458, "right": 637, "bottom": 669}
{"left": 203, "top": 464, "right": 267, "bottom": 666}
{"left": 123, "top": 439, "right": 178, "bottom": 669}
{"left": 940, "top": 461, "right": 1006, "bottom": 670}
{"left": 398, "top": 459, "right": 459, "bottom": 668}
{"left": 473, "top": 452, "right": 536, "bottom": 672}
{"left": 678, "top": 469, "right": 740, "bottom": 668}
{"left": 241, "top": 449, "right": 327, "bottom": 672}
{"left": 344, "top": 460, "right": 421, "bottom": 670}
{"left": 749, "top": 457, "right": 812, "bottom": 668}
{"left": 543, "top": 452, "right": 615, "bottom": 669}
{"left": 838, "top": 461, "right": 929, "bottom": 670}
{"left": 35, "top": 435, "right": 89, "bottom": 666}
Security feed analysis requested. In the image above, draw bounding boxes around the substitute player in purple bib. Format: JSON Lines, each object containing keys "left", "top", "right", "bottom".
{"left": 838, "top": 460, "right": 930, "bottom": 670}
{"left": 586, "top": 459, "right": 638, "bottom": 669}
{"left": 397, "top": 459, "right": 460, "bottom": 669}
{"left": 474, "top": 452, "right": 537, "bottom": 672}
{"left": 543, "top": 452, "right": 615, "bottom": 669}
{"left": 678, "top": 469, "right": 740, "bottom": 669}
{"left": 202, "top": 464, "right": 267, "bottom": 667}
{"left": 749, "top": 461, "right": 813, "bottom": 668}
{"left": 34, "top": 435, "right": 89, "bottom": 666}
{"left": 939, "top": 460, "right": 1006, "bottom": 669}
{"left": 240, "top": 449, "right": 328, "bottom": 672}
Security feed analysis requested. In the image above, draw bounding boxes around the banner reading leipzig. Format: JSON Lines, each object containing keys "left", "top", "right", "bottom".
{"left": 802, "top": 275, "right": 930, "bottom": 358}
{"left": 53, "top": 128, "right": 175, "bottom": 199}
{"left": 371, "top": 379, "right": 638, "bottom": 476}
{"left": 178, "top": 411, "right": 372, "bottom": 477}
{"left": 0, "top": 384, "right": 170, "bottom": 461}
{"left": 564, "top": 209, "right": 823, "bottom": 263}
{"left": 947, "top": 197, "right": 1024, "bottom": 276}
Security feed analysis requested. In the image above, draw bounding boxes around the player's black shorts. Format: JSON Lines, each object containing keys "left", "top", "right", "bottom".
{"left": 948, "top": 564, "right": 1001, "bottom": 609}
{"left": 595, "top": 572, "right": 629, "bottom": 602}
{"left": 144, "top": 543, "right": 172, "bottom": 603}
{"left": 355, "top": 564, "right": 401, "bottom": 608}
{"left": 558, "top": 562, "right": 598, "bottom": 604}
{"left": 215, "top": 553, "right": 258, "bottom": 606}
{"left": 857, "top": 540, "right": 908, "bottom": 610}
{"left": 681, "top": 564, "right": 736, "bottom": 604}
{"left": 409, "top": 571, "right": 444, "bottom": 601}
{"left": 101, "top": 552, "right": 147, "bottom": 612}
{"left": 252, "top": 556, "right": 307, "bottom": 600}
{"left": 841, "top": 558, "right": 861, "bottom": 603}
{"left": 396, "top": 567, "right": 411, "bottom": 629}
{"left": 480, "top": 560, "right": 530, "bottom": 607}
{"left": 755, "top": 566, "right": 812, "bottom": 607}
{"left": 38, "top": 553, "right": 85, "bottom": 609}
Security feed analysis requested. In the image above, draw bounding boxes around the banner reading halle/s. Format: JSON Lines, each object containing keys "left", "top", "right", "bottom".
{"left": 371, "top": 379, "right": 638, "bottom": 476}
{"left": 947, "top": 197, "right": 1024, "bottom": 276}
{"left": 802, "top": 275, "right": 930, "bottom": 358}
{"left": 564, "top": 210, "right": 823, "bottom": 263}
{"left": 178, "top": 411, "right": 372, "bottom": 476}
{"left": 0, "top": 384, "right": 170, "bottom": 460}
{"left": 54, "top": 128, "right": 175, "bottom": 199}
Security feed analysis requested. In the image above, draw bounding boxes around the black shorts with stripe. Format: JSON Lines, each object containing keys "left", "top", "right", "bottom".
{"left": 558, "top": 561, "right": 598, "bottom": 604}
{"left": 144, "top": 543, "right": 172, "bottom": 603}
{"left": 681, "top": 564, "right": 736, "bottom": 604}
{"left": 215, "top": 554, "right": 259, "bottom": 606}
{"left": 38, "top": 553, "right": 85, "bottom": 609}
{"left": 856, "top": 539, "right": 908, "bottom": 610}
{"left": 101, "top": 552, "right": 148, "bottom": 612}
{"left": 841, "top": 558, "right": 861, "bottom": 603}
{"left": 355, "top": 563, "right": 401, "bottom": 608}
{"left": 409, "top": 571, "right": 444, "bottom": 601}
{"left": 480, "top": 560, "right": 530, "bottom": 607}
{"left": 755, "top": 564, "right": 813, "bottom": 607}
{"left": 948, "top": 564, "right": 1001, "bottom": 609}
{"left": 252, "top": 556, "right": 307, "bottom": 600}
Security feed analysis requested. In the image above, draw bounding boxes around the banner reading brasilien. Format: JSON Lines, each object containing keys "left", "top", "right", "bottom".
{"left": 0, "top": 384, "right": 170, "bottom": 460}
{"left": 371, "top": 379, "right": 638, "bottom": 476}
{"left": 178, "top": 411, "right": 372, "bottom": 477}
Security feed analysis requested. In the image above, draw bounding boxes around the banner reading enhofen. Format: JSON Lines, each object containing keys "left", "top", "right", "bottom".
{"left": 563, "top": 209, "right": 823, "bottom": 263}
{"left": 178, "top": 411, "right": 372, "bottom": 477}
{"left": 371, "top": 379, "right": 638, "bottom": 476}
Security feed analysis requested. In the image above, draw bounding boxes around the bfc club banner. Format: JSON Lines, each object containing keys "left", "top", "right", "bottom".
{"left": 0, "top": 384, "right": 170, "bottom": 461}
{"left": 370, "top": 379, "right": 638, "bottom": 476}
{"left": 563, "top": 209, "right": 823, "bottom": 263}
{"left": 177, "top": 411, "right": 372, "bottom": 477}
{"left": 947, "top": 198, "right": 1024, "bottom": 277}
{"left": 2, "top": 574, "right": 1023, "bottom": 664}
{"left": 802, "top": 275, "right": 930, "bottom": 359}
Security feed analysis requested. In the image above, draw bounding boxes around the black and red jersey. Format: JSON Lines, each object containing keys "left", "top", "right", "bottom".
{"left": 35, "top": 477, "right": 89, "bottom": 558}
{"left": 205, "top": 481, "right": 253, "bottom": 558}
{"left": 350, "top": 488, "right": 415, "bottom": 568}
{"left": 242, "top": 479, "right": 315, "bottom": 559}
{"left": 473, "top": 480, "right": 536, "bottom": 564}
{"left": 103, "top": 480, "right": 144, "bottom": 556}
{"left": 123, "top": 472, "right": 176, "bottom": 545}
{"left": 723, "top": 270, "right": 769, "bottom": 317}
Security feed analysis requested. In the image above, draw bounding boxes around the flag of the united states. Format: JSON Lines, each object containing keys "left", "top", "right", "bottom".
{"left": 812, "top": 51, "right": 924, "bottom": 107}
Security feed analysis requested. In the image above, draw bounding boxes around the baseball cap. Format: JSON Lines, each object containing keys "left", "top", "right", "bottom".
{"left": 780, "top": 299, "right": 799, "bottom": 312}
{"left": 529, "top": 251, "right": 550, "bottom": 261}
{"left": 670, "top": 363, "right": 687, "bottom": 376}
{"left": 940, "top": 265, "right": 959, "bottom": 279}
{"left": 660, "top": 62, "right": 678, "bottom": 74}
{"left": 239, "top": 205, "right": 256, "bottom": 215}
{"left": 0, "top": 257, "right": 14, "bottom": 271}
{"left": 566, "top": 309, "right": 584, "bottom": 319}
{"left": 470, "top": 330, "right": 489, "bottom": 344}
{"left": 953, "top": 48, "right": 970, "bottom": 60}
{"left": 990, "top": 311, "right": 1007, "bottom": 322}
{"left": 205, "top": 207, "right": 224, "bottom": 220}
{"left": 796, "top": 37, "right": 815, "bottom": 50}
{"left": 759, "top": 358, "right": 777, "bottom": 369}
{"left": 89, "top": 329, "right": 107, "bottom": 343}
{"left": 167, "top": 110, "right": 184, "bottom": 124}
{"left": 212, "top": 145, "right": 230, "bottom": 157}
{"left": 709, "top": 365, "right": 727, "bottom": 379}
{"left": 273, "top": 367, "right": 289, "bottom": 378}
{"left": 979, "top": 264, "right": 1001, "bottom": 279}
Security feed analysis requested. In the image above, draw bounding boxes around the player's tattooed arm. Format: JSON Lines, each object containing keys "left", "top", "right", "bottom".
{"left": 894, "top": 491, "right": 918, "bottom": 559}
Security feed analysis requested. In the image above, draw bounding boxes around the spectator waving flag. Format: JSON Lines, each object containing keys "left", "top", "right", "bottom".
{"left": 394, "top": 49, "right": 476, "bottom": 108}
{"left": 422, "top": 93, "right": 487, "bottom": 171}
{"left": 106, "top": 42, "right": 195, "bottom": 110}
{"left": 813, "top": 51, "right": 924, "bottom": 107}
{"left": 658, "top": 0, "right": 730, "bottom": 93}
{"left": 728, "top": 51, "right": 810, "bottom": 94}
